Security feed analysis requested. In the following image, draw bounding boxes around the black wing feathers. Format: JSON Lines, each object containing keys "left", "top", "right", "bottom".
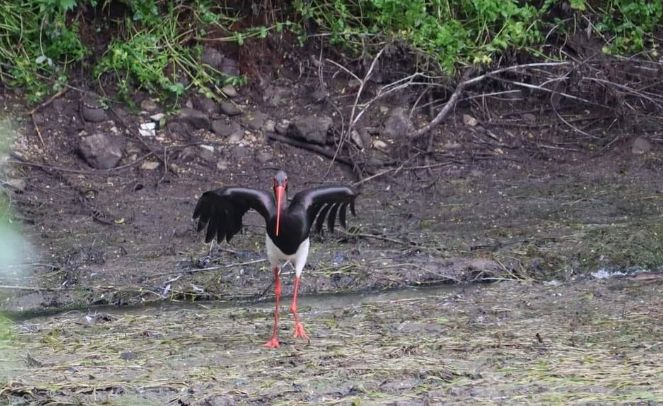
{"left": 193, "top": 188, "right": 274, "bottom": 243}
{"left": 291, "top": 185, "right": 358, "bottom": 235}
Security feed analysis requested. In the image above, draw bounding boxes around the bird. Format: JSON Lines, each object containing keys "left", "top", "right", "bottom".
{"left": 193, "top": 170, "right": 358, "bottom": 348}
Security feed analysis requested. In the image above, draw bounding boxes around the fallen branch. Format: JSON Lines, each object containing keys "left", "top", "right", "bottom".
{"left": 267, "top": 132, "right": 357, "bottom": 168}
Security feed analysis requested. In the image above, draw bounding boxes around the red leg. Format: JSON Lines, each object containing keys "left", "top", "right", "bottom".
{"left": 264, "top": 267, "right": 281, "bottom": 348}
{"left": 290, "top": 276, "right": 309, "bottom": 339}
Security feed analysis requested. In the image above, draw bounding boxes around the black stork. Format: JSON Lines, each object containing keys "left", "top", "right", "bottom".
{"left": 193, "top": 170, "right": 358, "bottom": 348}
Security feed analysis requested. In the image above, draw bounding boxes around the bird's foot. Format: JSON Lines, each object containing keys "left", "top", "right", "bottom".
{"left": 264, "top": 336, "right": 280, "bottom": 348}
{"left": 293, "top": 322, "right": 309, "bottom": 339}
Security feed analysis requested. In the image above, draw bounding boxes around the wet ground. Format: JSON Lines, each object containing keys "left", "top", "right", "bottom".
{"left": 2, "top": 62, "right": 663, "bottom": 403}
{"left": 2, "top": 277, "right": 662, "bottom": 404}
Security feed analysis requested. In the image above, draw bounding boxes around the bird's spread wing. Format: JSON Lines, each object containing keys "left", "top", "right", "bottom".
{"left": 290, "top": 185, "right": 358, "bottom": 234}
{"left": 193, "top": 187, "right": 274, "bottom": 243}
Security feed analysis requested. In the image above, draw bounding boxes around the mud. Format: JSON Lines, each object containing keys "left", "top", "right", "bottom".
{"left": 1, "top": 50, "right": 663, "bottom": 403}
{"left": 2, "top": 278, "right": 662, "bottom": 404}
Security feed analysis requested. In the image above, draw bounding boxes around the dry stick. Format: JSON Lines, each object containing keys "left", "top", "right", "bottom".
{"left": 323, "top": 47, "right": 387, "bottom": 177}
{"left": 146, "top": 259, "right": 268, "bottom": 279}
{"left": 266, "top": 133, "right": 357, "bottom": 168}
{"left": 412, "top": 61, "right": 572, "bottom": 139}
{"left": 28, "top": 88, "right": 68, "bottom": 147}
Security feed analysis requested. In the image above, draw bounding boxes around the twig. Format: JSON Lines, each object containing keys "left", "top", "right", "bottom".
{"left": 0, "top": 285, "right": 64, "bottom": 291}
{"left": 146, "top": 259, "right": 268, "bottom": 279}
{"left": 28, "top": 88, "right": 68, "bottom": 147}
{"left": 267, "top": 133, "right": 359, "bottom": 168}
{"left": 412, "top": 62, "right": 572, "bottom": 139}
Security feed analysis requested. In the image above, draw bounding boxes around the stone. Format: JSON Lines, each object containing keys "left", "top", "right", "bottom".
{"left": 220, "top": 101, "right": 242, "bottom": 116}
{"left": 202, "top": 47, "right": 224, "bottom": 70}
{"left": 222, "top": 85, "right": 238, "bottom": 98}
{"left": 275, "top": 120, "right": 290, "bottom": 134}
{"left": 216, "top": 160, "right": 229, "bottom": 170}
{"left": 140, "top": 161, "right": 160, "bottom": 170}
{"left": 191, "top": 95, "right": 218, "bottom": 115}
{"left": 463, "top": 114, "right": 479, "bottom": 127}
{"left": 228, "top": 132, "right": 244, "bottom": 144}
{"left": 177, "top": 108, "right": 210, "bottom": 130}
{"left": 372, "top": 139, "right": 388, "bottom": 152}
{"left": 198, "top": 146, "right": 216, "bottom": 162}
{"left": 256, "top": 151, "right": 273, "bottom": 163}
{"left": 522, "top": 113, "right": 536, "bottom": 123}
{"left": 632, "top": 136, "right": 652, "bottom": 155}
{"left": 179, "top": 146, "right": 198, "bottom": 162}
{"left": 140, "top": 98, "right": 159, "bottom": 113}
{"left": 139, "top": 122, "right": 156, "bottom": 137}
{"left": 4, "top": 178, "right": 26, "bottom": 192}
{"left": 80, "top": 96, "right": 108, "bottom": 123}
{"left": 382, "top": 107, "right": 413, "bottom": 138}
{"left": 351, "top": 129, "right": 371, "bottom": 150}
{"left": 220, "top": 56, "right": 240, "bottom": 76}
{"left": 211, "top": 120, "right": 241, "bottom": 138}
{"left": 78, "top": 133, "right": 124, "bottom": 169}
{"left": 288, "top": 114, "right": 333, "bottom": 145}
{"left": 263, "top": 86, "right": 291, "bottom": 107}
{"left": 263, "top": 119, "right": 276, "bottom": 133}
{"left": 244, "top": 111, "right": 268, "bottom": 131}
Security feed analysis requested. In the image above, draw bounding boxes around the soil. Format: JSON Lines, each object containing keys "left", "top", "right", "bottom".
{"left": 1, "top": 43, "right": 663, "bottom": 403}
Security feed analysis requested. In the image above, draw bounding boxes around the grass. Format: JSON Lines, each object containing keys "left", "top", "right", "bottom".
{"left": 1, "top": 1, "right": 661, "bottom": 103}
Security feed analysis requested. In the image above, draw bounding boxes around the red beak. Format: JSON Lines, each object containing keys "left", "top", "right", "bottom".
{"left": 274, "top": 185, "right": 285, "bottom": 236}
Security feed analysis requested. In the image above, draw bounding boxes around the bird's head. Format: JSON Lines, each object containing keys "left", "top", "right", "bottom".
{"left": 273, "top": 170, "right": 288, "bottom": 236}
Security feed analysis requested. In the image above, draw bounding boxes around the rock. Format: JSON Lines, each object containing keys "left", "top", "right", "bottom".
{"left": 308, "top": 85, "right": 328, "bottom": 103}
{"left": 177, "top": 108, "right": 210, "bottom": 130}
{"left": 140, "top": 98, "right": 159, "bottom": 113}
{"left": 198, "top": 146, "right": 216, "bottom": 162}
{"left": 244, "top": 111, "right": 268, "bottom": 131}
{"left": 179, "top": 146, "right": 198, "bottom": 162}
{"left": 4, "top": 178, "right": 26, "bottom": 192}
{"left": 202, "top": 47, "right": 224, "bottom": 70}
{"left": 150, "top": 113, "right": 166, "bottom": 130}
{"left": 220, "top": 56, "right": 240, "bottom": 76}
{"left": 51, "top": 98, "right": 69, "bottom": 114}
{"left": 139, "top": 122, "right": 156, "bottom": 137}
{"left": 216, "top": 160, "right": 229, "bottom": 170}
{"left": 463, "top": 114, "right": 479, "bottom": 127}
{"left": 347, "top": 79, "right": 362, "bottom": 91}
{"left": 211, "top": 120, "right": 241, "bottom": 138}
{"left": 522, "top": 113, "right": 536, "bottom": 123}
{"left": 275, "top": 120, "right": 290, "bottom": 134}
{"left": 219, "top": 101, "right": 242, "bottom": 116}
{"left": 256, "top": 151, "right": 273, "bottom": 163}
{"left": 221, "top": 85, "right": 238, "bottom": 98}
{"left": 228, "top": 132, "right": 244, "bottom": 144}
{"left": 382, "top": 107, "right": 413, "bottom": 138}
{"left": 351, "top": 129, "right": 371, "bottom": 150}
{"left": 263, "top": 86, "right": 291, "bottom": 107}
{"left": 288, "top": 114, "right": 333, "bottom": 145}
{"left": 373, "top": 139, "right": 389, "bottom": 152}
{"left": 263, "top": 119, "right": 276, "bottom": 133}
{"left": 80, "top": 96, "right": 108, "bottom": 123}
{"left": 140, "top": 161, "right": 160, "bottom": 170}
{"left": 78, "top": 133, "right": 124, "bottom": 169}
{"left": 191, "top": 95, "right": 217, "bottom": 115}
{"left": 150, "top": 113, "right": 165, "bottom": 122}
{"left": 632, "top": 136, "right": 652, "bottom": 155}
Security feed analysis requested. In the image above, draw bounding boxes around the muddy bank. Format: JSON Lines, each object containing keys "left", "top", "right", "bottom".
{"left": 2, "top": 278, "right": 662, "bottom": 404}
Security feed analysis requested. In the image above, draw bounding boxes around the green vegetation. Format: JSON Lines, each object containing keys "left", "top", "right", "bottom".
{"left": 0, "top": 0, "right": 660, "bottom": 103}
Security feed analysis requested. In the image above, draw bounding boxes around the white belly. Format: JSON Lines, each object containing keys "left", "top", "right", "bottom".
{"left": 265, "top": 235, "right": 310, "bottom": 277}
